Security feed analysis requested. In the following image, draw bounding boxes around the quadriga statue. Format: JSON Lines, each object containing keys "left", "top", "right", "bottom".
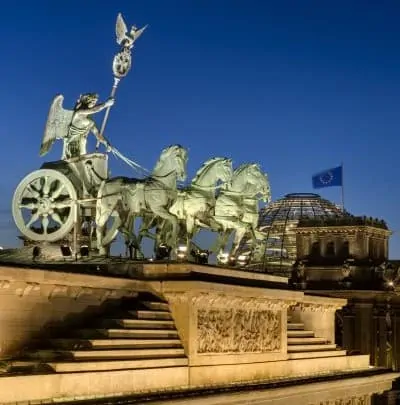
{"left": 136, "top": 156, "right": 233, "bottom": 256}
{"left": 213, "top": 163, "right": 271, "bottom": 259}
{"left": 95, "top": 144, "right": 188, "bottom": 255}
{"left": 147, "top": 162, "right": 271, "bottom": 262}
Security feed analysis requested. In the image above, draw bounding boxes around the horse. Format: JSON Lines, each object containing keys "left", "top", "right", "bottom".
{"left": 137, "top": 157, "right": 233, "bottom": 255}
{"left": 169, "top": 156, "right": 233, "bottom": 250}
{"left": 95, "top": 144, "right": 188, "bottom": 255}
{"left": 212, "top": 163, "right": 271, "bottom": 259}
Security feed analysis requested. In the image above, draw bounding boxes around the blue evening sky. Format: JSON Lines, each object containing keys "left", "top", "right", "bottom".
{"left": 1, "top": 1, "right": 400, "bottom": 256}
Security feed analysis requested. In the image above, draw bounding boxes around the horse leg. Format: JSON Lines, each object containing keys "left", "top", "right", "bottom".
{"left": 152, "top": 207, "right": 178, "bottom": 250}
{"left": 230, "top": 225, "right": 248, "bottom": 257}
{"left": 219, "top": 230, "right": 231, "bottom": 256}
{"left": 211, "top": 228, "right": 229, "bottom": 255}
{"left": 185, "top": 215, "right": 195, "bottom": 255}
{"left": 96, "top": 212, "right": 121, "bottom": 256}
{"left": 138, "top": 215, "right": 158, "bottom": 244}
{"left": 119, "top": 215, "right": 135, "bottom": 247}
{"left": 122, "top": 215, "right": 144, "bottom": 259}
{"left": 247, "top": 226, "right": 259, "bottom": 258}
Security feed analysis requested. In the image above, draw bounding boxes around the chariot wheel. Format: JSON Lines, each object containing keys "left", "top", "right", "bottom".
{"left": 12, "top": 169, "right": 78, "bottom": 242}
{"left": 101, "top": 214, "right": 120, "bottom": 247}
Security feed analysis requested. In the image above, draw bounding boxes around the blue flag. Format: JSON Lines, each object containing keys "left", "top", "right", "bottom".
{"left": 312, "top": 165, "right": 343, "bottom": 189}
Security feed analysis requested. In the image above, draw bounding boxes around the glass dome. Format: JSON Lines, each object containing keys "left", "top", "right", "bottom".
{"left": 242, "top": 193, "right": 348, "bottom": 274}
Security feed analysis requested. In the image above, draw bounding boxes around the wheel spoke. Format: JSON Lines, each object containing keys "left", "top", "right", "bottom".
{"left": 26, "top": 212, "right": 40, "bottom": 228}
{"left": 51, "top": 212, "right": 64, "bottom": 226}
{"left": 42, "top": 176, "right": 51, "bottom": 196}
{"left": 19, "top": 202, "right": 37, "bottom": 210}
{"left": 42, "top": 216, "right": 49, "bottom": 234}
{"left": 27, "top": 184, "right": 40, "bottom": 199}
{"left": 51, "top": 183, "right": 65, "bottom": 200}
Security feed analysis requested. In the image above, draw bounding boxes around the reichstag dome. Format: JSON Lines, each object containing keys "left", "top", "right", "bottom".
{"left": 243, "top": 193, "right": 349, "bottom": 273}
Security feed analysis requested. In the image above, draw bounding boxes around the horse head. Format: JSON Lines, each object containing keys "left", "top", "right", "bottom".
{"left": 230, "top": 163, "right": 271, "bottom": 202}
{"left": 245, "top": 163, "right": 271, "bottom": 202}
{"left": 190, "top": 157, "right": 233, "bottom": 191}
{"left": 154, "top": 144, "right": 188, "bottom": 182}
{"left": 219, "top": 157, "right": 233, "bottom": 184}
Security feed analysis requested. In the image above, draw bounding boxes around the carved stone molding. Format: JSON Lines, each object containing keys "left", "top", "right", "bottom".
{"left": 310, "top": 394, "right": 369, "bottom": 405}
{"left": 166, "top": 291, "right": 297, "bottom": 311}
{"left": 293, "top": 302, "right": 343, "bottom": 313}
{"left": 48, "top": 284, "right": 69, "bottom": 299}
{"left": 15, "top": 282, "right": 41, "bottom": 297}
{"left": 0, "top": 278, "right": 133, "bottom": 302}
{"left": 0, "top": 280, "right": 10, "bottom": 290}
{"left": 197, "top": 307, "right": 281, "bottom": 354}
{"left": 100, "top": 289, "right": 118, "bottom": 301}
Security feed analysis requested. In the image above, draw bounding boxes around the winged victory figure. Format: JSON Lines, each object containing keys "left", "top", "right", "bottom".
{"left": 40, "top": 93, "right": 114, "bottom": 159}
{"left": 116, "top": 13, "right": 147, "bottom": 50}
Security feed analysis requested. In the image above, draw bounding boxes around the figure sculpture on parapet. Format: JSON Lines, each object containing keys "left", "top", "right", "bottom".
{"left": 40, "top": 93, "right": 114, "bottom": 160}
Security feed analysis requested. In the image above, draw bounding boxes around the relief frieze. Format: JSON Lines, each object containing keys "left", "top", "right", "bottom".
{"left": 197, "top": 308, "right": 281, "bottom": 353}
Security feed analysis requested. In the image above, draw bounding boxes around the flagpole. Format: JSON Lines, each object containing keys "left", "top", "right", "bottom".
{"left": 341, "top": 162, "right": 345, "bottom": 212}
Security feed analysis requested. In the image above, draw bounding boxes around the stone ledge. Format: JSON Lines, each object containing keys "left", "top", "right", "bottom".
{"left": 149, "top": 371, "right": 399, "bottom": 405}
{"left": 0, "top": 366, "right": 190, "bottom": 404}
{"left": 188, "top": 354, "right": 371, "bottom": 387}
{"left": 0, "top": 265, "right": 148, "bottom": 291}
{"left": 0, "top": 356, "right": 384, "bottom": 404}
{"left": 157, "top": 280, "right": 302, "bottom": 301}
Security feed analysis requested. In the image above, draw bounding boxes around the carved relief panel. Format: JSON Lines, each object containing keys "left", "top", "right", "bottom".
{"left": 197, "top": 308, "right": 281, "bottom": 354}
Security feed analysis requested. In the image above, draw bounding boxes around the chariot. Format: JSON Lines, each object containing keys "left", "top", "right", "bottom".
{"left": 12, "top": 153, "right": 108, "bottom": 243}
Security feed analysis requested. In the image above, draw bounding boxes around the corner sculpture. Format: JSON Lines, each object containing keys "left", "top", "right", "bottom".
{"left": 11, "top": 12, "right": 272, "bottom": 263}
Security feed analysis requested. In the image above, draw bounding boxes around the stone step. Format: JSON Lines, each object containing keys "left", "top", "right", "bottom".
{"left": 47, "top": 357, "right": 188, "bottom": 373}
{"left": 288, "top": 350, "right": 347, "bottom": 360}
{"left": 287, "top": 330, "right": 315, "bottom": 338}
{"left": 287, "top": 323, "right": 304, "bottom": 330}
{"left": 75, "top": 328, "right": 180, "bottom": 339}
{"left": 287, "top": 337, "right": 329, "bottom": 345}
{"left": 100, "top": 319, "right": 176, "bottom": 329}
{"left": 49, "top": 338, "right": 182, "bottom": 350}
{"left": 288, "top": 344, "right": 337, "bottom": 352}
{"left": 28, "top": 348, "right": 185, "bottom": 361}
{"left": 141, "top": 301, "right": 170, "bottom": 311}
{"left": 4, "top": 361, "right": 52, "bottom": 374}
{"left": 129, "top": 310, "right": 172, "bottom": 320}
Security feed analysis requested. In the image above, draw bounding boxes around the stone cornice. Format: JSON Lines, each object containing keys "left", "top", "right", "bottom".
{"left": 293, "top": 302, "right": 344, "bottom": 312}
{"left": 296, "top": 225, "right": 391, "bottom": 237}
{"left": 0, "top": 265, "right": 148, "bottom": 291}
{"left": 0, "top": 276, "right": 137, "bottom": 301}
{"left": 165, "top": 291, "right": 297, "bottom": 311}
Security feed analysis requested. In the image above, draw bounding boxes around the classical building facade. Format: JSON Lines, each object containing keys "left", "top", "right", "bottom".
{"left": 242, "top": 192, "right": 400, "bottom": 379}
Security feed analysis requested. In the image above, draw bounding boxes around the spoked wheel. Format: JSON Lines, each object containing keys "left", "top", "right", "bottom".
{"left": 12, "top": 169, "right": 77, "bottom": 242}
{"left": 101, "top": 213, "right": 121, "bottom": 247}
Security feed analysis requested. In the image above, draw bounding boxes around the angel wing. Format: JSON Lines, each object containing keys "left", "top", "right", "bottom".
{"left": 116, "top": 13, "right": 128, "bottom": 45}
{"left": 132, "top": 25, "right": 148, "bottom": 42}
{"left": 40, "top": 94, "right": 74, "bottom": 156}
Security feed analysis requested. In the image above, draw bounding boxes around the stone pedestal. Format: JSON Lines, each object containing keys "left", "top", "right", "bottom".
{"left": 147, "top": 277, "right": 365, "bottom": 387}
{"left": 0, "top": 261, "right": 384, "bottom": 403}
{"left": 162, "top": 283, "right": 297, "bottom": 367}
